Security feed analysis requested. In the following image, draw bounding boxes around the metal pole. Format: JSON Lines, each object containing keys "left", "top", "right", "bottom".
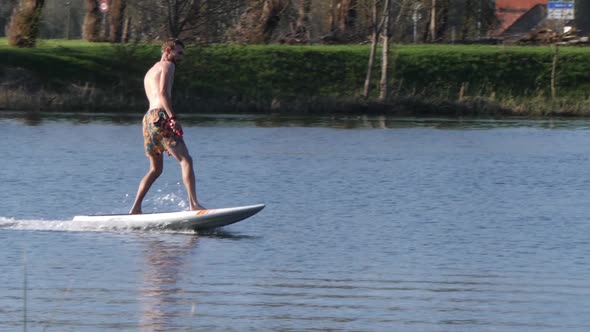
{"left": 66, "top": 2, "right": 71, "bottom": 40}
{"left": 101, "top": 13, "right": 107, "bottom": 40}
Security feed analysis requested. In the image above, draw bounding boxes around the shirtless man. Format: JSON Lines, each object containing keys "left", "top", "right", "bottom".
{"left": 129, "top": 39, "right": 205, "bottom": 214}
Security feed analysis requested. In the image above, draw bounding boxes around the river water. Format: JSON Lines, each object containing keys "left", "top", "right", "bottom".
{"left": 1, "top": 112, "right": 589, "bottom": 331}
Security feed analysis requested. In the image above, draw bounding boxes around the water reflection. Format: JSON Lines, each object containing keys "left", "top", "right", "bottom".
{"left": 23, "top": 111, "right": 42, "bottom": 126}
{"left": 3, "top": 110, "right": 590, "bottom": 130}
{"left": 196, "top": 228, "right": 259, "bottom": 240}
{"left": 138, "top": 235, "right": 198, "bottom": 331}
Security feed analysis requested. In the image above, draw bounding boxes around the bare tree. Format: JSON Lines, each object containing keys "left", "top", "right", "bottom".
{"left": 378, "top": 0, "right": 391, "bottom": 102}
{"left": 296, "top": 0, "right": 312, "bottom": 34}
{"left": 456, "top": 0, "right": 495, "bottom": 41}
{"left": 327, "top": 0, "right": 337, "bottom": 31}
{"left": 231, "top": 0, "right": 288, "bottom": 44}
{"left": 421, "top": 0, "right": 449, "bottom": 42}
{"left": 362, "top": 0, "right": 389, "bottom": 98}
{"left": 429, "top": 0, "right": 436, "bottom": 41}
{"left": 127, "top": 0, "right": 242, "bottom": 42}
{"left": 1, "top": 0, "right": 18, "bottom": 37}
{"left": 363, "top": 0, "right": 417, "bottom": 98}
{"left": 337, "top": 0, "right": 357, "bottom": 32}
{"left": 83, "top": 0, "right": 101, "bottom": 41}
{"left": 326, "top": 0, "right": 357, "bottom": 39}
{"left": 109, "top": 0, "right": 127, "bottom": 42}
{"left": 432, "top": 0, "right": 449, "bottom": 41}
{"left": 163, "top": 0, "right": 201, "bottom": 38}
{"left": 6, "top": 0, "right": 45, "bottom": 47}
{"left": 436, "top": 0, "right": 449, "bottom": 40}
{"left": 280, "top": 0, "right": 312, "bottom": 44}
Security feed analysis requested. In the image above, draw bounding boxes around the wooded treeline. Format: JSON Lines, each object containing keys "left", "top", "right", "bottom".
{"left": 3, "top": 0, "right": 501, "bottom": 46}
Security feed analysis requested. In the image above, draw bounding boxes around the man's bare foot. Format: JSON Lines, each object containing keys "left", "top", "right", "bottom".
{"left": 129, "top": 208, "right": 142, "bottom": 215}
{"left": 191, "top": 204, "right": 206, "bottom": 211}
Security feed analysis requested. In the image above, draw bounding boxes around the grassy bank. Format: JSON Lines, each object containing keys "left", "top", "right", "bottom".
{"left": 2, "top": 38, "right": 590, "bottom": 116}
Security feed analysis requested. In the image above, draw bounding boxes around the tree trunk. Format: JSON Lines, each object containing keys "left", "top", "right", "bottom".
{"left": 231, "top": 0, "right": 285, "bottom": 44}
{"left": 6, "top": 0, "right": 46, "bottom": 48}
{"left": 378, "top": 0, "right": 391, "bottom": 102}
{"left": 166, "top": 0, "right": 179, "bottom": 37}
{"left": 83, "top": 0, "right": 101, "bottom": 42}
{"left": 436, "top": 0, "right": 448, "bottom": 41}
{"left": 392, "top": 0, "right": 410, "bottom": 42}
{"left": 551, "top": 45, "right": 559, "bottom": 102}
{"left": 337, "top": 0, "right": 356, "bottom": 32}
{"left": 328, "top": 0, "right": 357, "bottom": 36}
{"left": 363, "top": 0, "right": 380, "bottom": 98}
{"left": 283, "top": 0, "right": 311, "bottom": 44}
{"left": 260, "top": 0, "right": 283, "bottom": 43}
{"left": 109, "top": 0, "right": 126, "bottom": 43}
{"left": 122, "top": 16, "right": 131, "bottom": 43}
{"left": 429, "top": 0, "right": 436, "bottom": 42}
{"left": 328, "top": 0, "right": 337, "bottom": 32}
{"left": 295, "top": 0, "right": 311, "bottom": 38}
{"left": 363, "top": 32, "right": 379, "bottom": 98}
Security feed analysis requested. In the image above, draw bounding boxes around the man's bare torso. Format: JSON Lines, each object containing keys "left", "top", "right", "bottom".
{"left": 144, "top": 61, "right": 174, "bottom": 110}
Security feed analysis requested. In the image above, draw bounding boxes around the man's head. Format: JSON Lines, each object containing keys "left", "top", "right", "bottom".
{"left": 162, "top": 38, "right": 185, "bottom": 64}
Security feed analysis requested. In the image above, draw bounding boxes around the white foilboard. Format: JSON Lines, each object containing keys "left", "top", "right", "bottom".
{"left": 72, "top": 204, "right": 265, "bottom": 230}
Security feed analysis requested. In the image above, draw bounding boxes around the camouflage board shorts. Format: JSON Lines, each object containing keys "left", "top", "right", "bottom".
{"left": 143, "top": 108, "right": 183, "bottom": 156}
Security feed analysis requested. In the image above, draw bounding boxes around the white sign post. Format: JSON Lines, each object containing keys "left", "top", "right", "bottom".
{"left": 99, "top": 0, "right": 109, "bottom": 13}
{"left": 547, "top": 0, "right": 574, "bottom": 20}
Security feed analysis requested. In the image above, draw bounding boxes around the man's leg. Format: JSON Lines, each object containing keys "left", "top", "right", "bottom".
{"left": 129, "top": 154, "right": 164, "bottom": 214}
{"left": 168, "top": 141, "right": 205, "bottom": 210}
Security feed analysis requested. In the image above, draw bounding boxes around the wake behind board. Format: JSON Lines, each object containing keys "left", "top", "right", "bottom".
{"left": 73, "top": 204, "right": 264, "bottom": 231}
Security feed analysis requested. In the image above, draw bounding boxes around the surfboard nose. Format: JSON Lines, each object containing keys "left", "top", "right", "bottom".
{"left": 248, "top": 204, "right": 265, "bottom": 213}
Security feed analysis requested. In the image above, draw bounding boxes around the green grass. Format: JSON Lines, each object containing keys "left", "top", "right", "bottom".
{"left": 1, "top": 38, "right": 155, "bottom": 89}
{"left": 2, "top": 39, "right": 590, "bottom": 115}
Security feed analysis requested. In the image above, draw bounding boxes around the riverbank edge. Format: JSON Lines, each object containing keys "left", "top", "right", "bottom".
{"left": 2, "top": 40, "right": 590, "bottom": 117}
{"left": 1, "top": 86, "right": 586, "bottom": 118}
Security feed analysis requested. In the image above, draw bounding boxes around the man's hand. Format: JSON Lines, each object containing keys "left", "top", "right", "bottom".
{"left": 167, "top": 118, "right": 184, "bottom": 137}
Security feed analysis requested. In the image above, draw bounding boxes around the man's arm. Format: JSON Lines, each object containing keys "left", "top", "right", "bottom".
{"left": 158, "top": 62, "right": 176, "bottom": 118}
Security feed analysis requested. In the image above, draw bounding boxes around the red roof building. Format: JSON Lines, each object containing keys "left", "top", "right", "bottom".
{"left": 495, "top": 0, "right": 548, "bottom": 35}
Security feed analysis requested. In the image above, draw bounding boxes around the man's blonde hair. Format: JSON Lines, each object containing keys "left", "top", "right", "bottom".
{"left": 161, "top": 38, "right": 185, "bottom": 53}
